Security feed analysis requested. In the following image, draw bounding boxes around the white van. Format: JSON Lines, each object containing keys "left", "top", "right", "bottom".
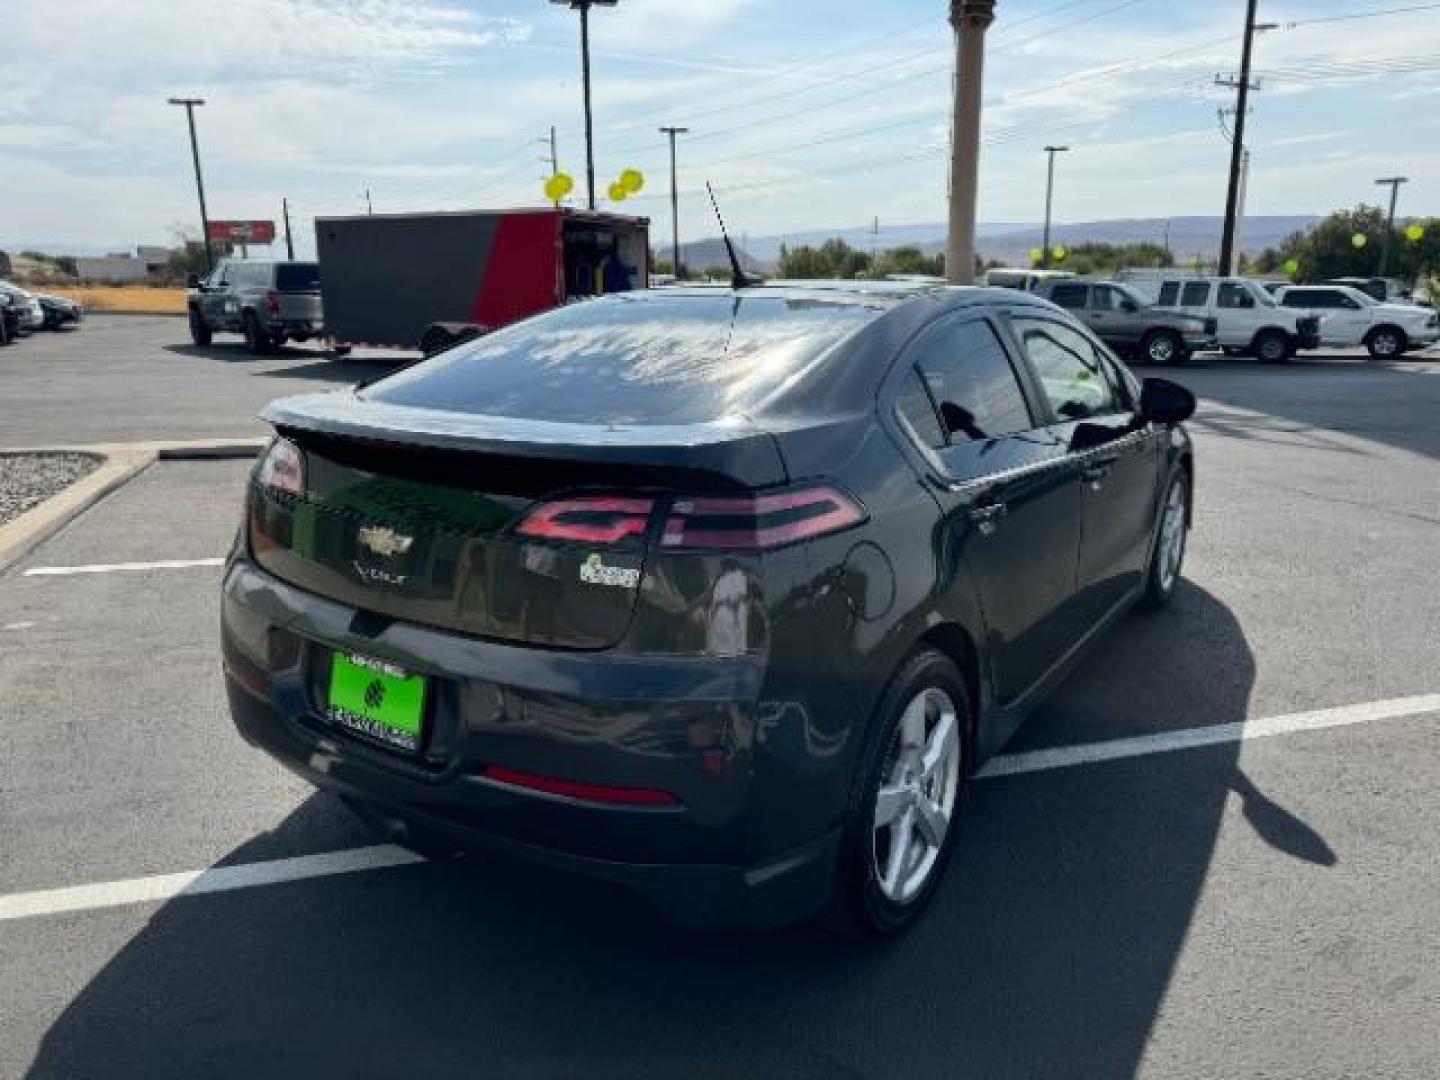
{"left": 985, "top": 268, "right": 1076, "bottom": 293}
{"left": 1152, "top": 276, "right": 1320, "bottom": 362}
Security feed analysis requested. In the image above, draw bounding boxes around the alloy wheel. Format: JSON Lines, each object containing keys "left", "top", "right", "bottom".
{"left": 1158, "top": 480, "right": 1187, "bottom": 593}
{"left": 871, "top": 687, "right": 961, "bottom": 905}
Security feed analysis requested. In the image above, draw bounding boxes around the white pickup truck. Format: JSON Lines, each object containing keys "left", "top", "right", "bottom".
{"left": 1151, "top": 276, "right": 1320, "bottom": 362}
{"left": 1274, "top": 284, "right": 1439, "bottom": 359}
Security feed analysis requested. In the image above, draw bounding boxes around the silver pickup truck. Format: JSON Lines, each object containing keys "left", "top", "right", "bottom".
{"left": 187, "top": 259, "right": 326, "bottom": 353}
{"left": 1037, "top": 279, "right": 1217, "bottom": 365}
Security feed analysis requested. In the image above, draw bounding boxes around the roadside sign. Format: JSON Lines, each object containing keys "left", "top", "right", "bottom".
{"left": 206, "top": 220, "right": 276, "bottom": 244}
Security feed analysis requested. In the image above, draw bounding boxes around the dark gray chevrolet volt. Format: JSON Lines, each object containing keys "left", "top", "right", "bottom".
{"left": 223, "top": 282, "right": 1196, "bottom": 935}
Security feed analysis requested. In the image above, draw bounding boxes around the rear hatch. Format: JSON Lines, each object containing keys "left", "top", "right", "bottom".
{"left": 247, "top": 290, "right": 887, "bottom": 649}
{"left": 274, "top": 262, "right": 323, "bottom": 324}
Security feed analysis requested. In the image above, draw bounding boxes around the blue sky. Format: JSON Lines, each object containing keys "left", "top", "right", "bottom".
{"left": 3, "top": 0, "right": 1438, "bottom": 255}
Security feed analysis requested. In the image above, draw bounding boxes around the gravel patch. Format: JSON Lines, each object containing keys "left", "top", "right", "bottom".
{"left": 0, "top": 453, "right": 103, "bottom": 526}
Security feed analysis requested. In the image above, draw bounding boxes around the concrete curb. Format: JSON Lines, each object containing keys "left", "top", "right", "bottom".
{"left": 0, "top": 439, "right": 265, "bottom": 572}
{"left": 0, "top": 450, "right": 154, "bottom": 573}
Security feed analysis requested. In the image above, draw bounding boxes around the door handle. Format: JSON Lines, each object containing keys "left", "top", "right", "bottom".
{"left": 968, "top": 502, "right": 1007, "bottom": 535}
{"left": 1081, "top": 456, "right": 1118, "bottom": 487}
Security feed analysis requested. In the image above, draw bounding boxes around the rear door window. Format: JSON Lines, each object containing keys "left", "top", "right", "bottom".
{"left": 1179, "top": 282, "right": 1210, "bottom": 308}
{"left": 894, "top": 370, "right": 947, "bottom": 450}
{"left": 366, "top": 293, "right": 886, "bottom": 425}
{"left": 1047, "top": 283, "right": 1089, "bottom": 310}
{"left": 907, "top": 317, "right": 1034, "bottom": 444}
{"left": 1012, "top": 318, "right": 1120, "bottom": 421}
{"left": 1157, "top": 282, "right": 1180, "bottom": 306}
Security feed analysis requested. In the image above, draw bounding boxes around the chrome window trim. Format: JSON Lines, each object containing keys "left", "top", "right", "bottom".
{"left": 938, "top": 427, "right": 1152, "bottom": 494}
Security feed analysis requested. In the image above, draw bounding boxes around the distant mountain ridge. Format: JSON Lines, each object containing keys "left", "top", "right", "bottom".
{"left": 673, "top": 215, "right": 1322, "bottom": 273}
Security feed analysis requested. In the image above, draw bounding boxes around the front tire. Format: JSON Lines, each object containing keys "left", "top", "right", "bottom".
{"left": 1365, "top": 326, "right": 1406, "bottom": 361}
{"left": 188, "top": 307, "right": 211, "bottom": 346}
{"left": 1142, "top": 329, "right": 1184, "bottom": 366}
{"left": 1141, "top": 471, "right": 1189, "bottom": 610}
{"left": 828, "top": 649, "right": 970, "bottom": 937}
{"left": 1253, "top": 329, "right": 1291, "bottom": 364}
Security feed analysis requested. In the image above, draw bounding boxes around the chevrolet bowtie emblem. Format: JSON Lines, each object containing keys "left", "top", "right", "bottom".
{"left": 357, "top": 525, "right": 414, "bottom": 558}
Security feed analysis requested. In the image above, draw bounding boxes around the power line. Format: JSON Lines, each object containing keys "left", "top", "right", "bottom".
{"left": 1283, "top": 2, "right": 1440, "bottom": 27}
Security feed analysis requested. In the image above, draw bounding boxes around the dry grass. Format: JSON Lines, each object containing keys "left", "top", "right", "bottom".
{"left": 44, "top": 286, "right": 186, "bottom": 315}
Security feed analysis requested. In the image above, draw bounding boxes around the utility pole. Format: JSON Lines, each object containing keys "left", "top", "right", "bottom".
{"left": 1041, "top": 145, "right": 1069, "bottom": 269}
{"left": 1218, "top": 2, "right": 1277, "bottom": 275}
{"left": 1231, "top": 148, "right": 1251, "bottom": 274}
{"left": 540, "top": 125, "right": 559, "bottom": 174}
{"left": 167, "top": 97, "right": 213, "bottom": 272}
{"left": 659, "top": 126, "right": 689, "bottom": 277}
{"left": 1375, "top": 176, "right": 1409, "bottom": 276}
{"left": 365, "top": 188, "right": 373, "bottom": 215}
{"left": 946, "top": 1, "right": 996, "bottom": 285}
{"left": 553, "top": 0, "right": 617, "bottom": 211}
{"left": 282, "top": 198, "right": 295, "bottom": 261}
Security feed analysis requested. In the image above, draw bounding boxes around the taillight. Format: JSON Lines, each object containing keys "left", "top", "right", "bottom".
{"left": 516, "top": 496, "right": 655, "bottom": 545}
{"left": 265, "top": 290, "right": 280, "bottom": 316}
{"left": 661, "top": 484, "right": 865, "bottom": 551}
{"left": 255, "top": 436, "right": 304, "bottom": 496}
{"left": 478, "top": 765, "right": 677, "bottom": 807}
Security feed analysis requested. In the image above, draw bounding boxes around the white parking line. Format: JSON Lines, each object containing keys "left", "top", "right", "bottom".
{"left": 23, "top": 558, "right": 225, "bottom": 577}
{"left": 0, "top": 846, "right": 423, "bottom": 923}
{"left": 976, "top": 693, "right": 1440, "bottom": 779}
{"left": 0, "top": 693, "right": 1436, "bottom": 923}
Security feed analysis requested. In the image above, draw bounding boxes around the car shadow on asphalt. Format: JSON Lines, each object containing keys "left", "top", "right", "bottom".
{"left": 24, "top": 583, "right": 1334, "bottom": 1079}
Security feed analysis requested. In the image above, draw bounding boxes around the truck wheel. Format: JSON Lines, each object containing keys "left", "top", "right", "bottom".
{"left": 242, "top": 312, "right": 272, "bottom": 355}
{"left": 188, "top": 308, "right": 211, "bottom": 346}
{"left": 1142, "top": 329, "right": 1184, "bottom": 366}
{"left": 1253, "top": 330, "right": 1291, "bottom": 363}
{"left": 1365, "top": 326, "right": 1406, "bottom": 361}
{"left": 419, "top": 326, "right": 452, "bottom": 358}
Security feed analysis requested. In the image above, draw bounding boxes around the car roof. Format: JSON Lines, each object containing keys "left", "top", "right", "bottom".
{"left": 647, "top": 280, "right": 1058, "bottom": 314}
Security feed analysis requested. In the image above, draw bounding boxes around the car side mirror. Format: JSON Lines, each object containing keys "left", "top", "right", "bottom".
{"left": 186, "top": 274, "right": 201, "bottom": 289}
{"left": 1241, "top": 295, "right": 1255, "bottom": 308}
{"left": 1121, "top": 300, "right": 1139, "bottom": 312}
{"left": 1140, "top": 377, "right": 1196, "bottom": 425}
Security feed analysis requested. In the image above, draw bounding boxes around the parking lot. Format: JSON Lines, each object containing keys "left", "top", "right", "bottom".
{"left": 3, "top": 316, "right": 1440, "bottom": 1078}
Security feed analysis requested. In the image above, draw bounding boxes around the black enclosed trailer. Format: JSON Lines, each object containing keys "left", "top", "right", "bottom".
{"left": 316, "top": 207, "right": 650, "bottom": 355}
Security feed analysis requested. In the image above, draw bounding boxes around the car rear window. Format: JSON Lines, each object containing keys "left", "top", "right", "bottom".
{"left": 364, "top": 293, "right": 886, "bottom": 425}
{"left": 276, "top": 263, "right": 320, "bottom": 291}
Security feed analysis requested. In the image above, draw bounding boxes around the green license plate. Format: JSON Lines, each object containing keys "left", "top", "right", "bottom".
{"left": 327, "top": 652, "right": 427, "bottom": 752}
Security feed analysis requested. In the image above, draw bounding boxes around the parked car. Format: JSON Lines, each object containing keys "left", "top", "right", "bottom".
{"left": 0, "top": 292, "right": 21, "bottom": 345}
{"left": 985, "top": 267, "right": 1076, "bottom": 293}
{"left": 1151, "top": 276, "right": 1320, "bottom": 361}
{"left": 1037, "top": 279, "right": 1216, "bottom": 365}
{"left": 186, "top": 259, "right": 325, "bottom": 354}
{"left": 1276, "top": 284, "right": 1440, "bottom": 359}
{"left": 1321, "top": 277, "right": 1408, "bottom": 303}
{"left": 34, "top": 292, "right": 83, "bottom": 330}
{"left": 223, "top": 282, "right": 1197, "bottom": 935}
{"left": 0, "top": 280, "right": 45, "bottom": 334}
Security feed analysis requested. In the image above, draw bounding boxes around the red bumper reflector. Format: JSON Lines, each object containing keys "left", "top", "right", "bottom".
{"left": 479, "top": 765, "right": 677, "bottom": 807}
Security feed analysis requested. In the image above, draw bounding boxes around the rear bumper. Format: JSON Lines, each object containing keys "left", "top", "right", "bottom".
{"left": 221, "top": 560, "right": 843, "bottom": 928}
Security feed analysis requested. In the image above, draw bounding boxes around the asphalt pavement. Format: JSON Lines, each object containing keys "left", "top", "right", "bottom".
{"left": 1, "top": 321, "right": 1438, "bottom": 1078}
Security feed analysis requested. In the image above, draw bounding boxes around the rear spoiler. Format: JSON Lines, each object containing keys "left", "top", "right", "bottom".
{"left": 261, "top": 391, "right": 788, "bottom": 489}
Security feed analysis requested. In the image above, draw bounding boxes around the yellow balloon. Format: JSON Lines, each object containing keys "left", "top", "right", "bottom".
{"left": 543, "top": 172, "right": 573, "bottom": 201}
{"left": 620, "top": 168, "right": 645, "bottom": 194}
{"left": 1351, "top": 233, "right": 1368, "bottom": 249}
{"left": 1284, "top": 258, "right": 1300, "bottom": 276}
{"left": 1029, "top": 248, "right": 1044, "bottom": 266}
{"left": 1052, "top": 245, "right": 1068, "bottom": 262}
{"left": 1406, "top": 223, "right": 1426, "bottom": 242}
{"left": 608, "top": 181, "right": 629, "bottom": 202}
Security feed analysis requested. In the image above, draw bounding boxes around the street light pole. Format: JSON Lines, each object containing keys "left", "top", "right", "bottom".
{"left": 1375, "top": 176, "right": 1409, "bottom": 277}
{"left": 946, "top": 0, "right": 996, "bottom": 285}
{"left": 1041, "top": 145, "right": 1069, "bottom": 270}
{"left": 660, "top": 126, "right": 689, "bottom": 277}
{"left": 167, "top": 97, "right": 213, "bottom": 272}
{"left": 553, "top": 0, "right": 618, "bottom": 211}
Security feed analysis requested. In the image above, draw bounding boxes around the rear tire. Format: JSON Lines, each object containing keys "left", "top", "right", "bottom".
{"left": 1365, "top": 326, "right": 1406, "bottom": 361}
{"left": 1253, "top": 329, "right": 1291, "bottom": 364}
{"left": 826, "top": 648, "right": 970, "bottom": 938}
{"left": 188, "top": 307, "right": 211, "bottom": 346}
{"left": 1142, "top": 329, "right": 1184, "bottom": 366}
{"left": 242, "top": 311, "right": 271, "bottom": 354}
{"left": 1141, "top": 471, "right": 1189, "bottom": 610}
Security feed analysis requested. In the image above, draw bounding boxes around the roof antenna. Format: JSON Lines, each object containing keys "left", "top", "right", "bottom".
{"left": 706, "top": 181, "right": 761, "bottom": 289}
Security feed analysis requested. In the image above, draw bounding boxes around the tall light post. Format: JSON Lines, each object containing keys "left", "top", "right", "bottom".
{"left": 552, "top": 0, "right": 617, "bottom": 211}
{"left": 1376, "top": 176, "right": 1409, "bottom": 277}
{"left": 659, "top": 126, "right": 688, "bottom": 277}
{"left": 1041, "top": 145, "right": 1069, "bottom": 269}
{"left": 946, "top": 0, "right": 996, "bottom": 285}
{"left": 167, "top": 97, "right": 213, "bottom": 272}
